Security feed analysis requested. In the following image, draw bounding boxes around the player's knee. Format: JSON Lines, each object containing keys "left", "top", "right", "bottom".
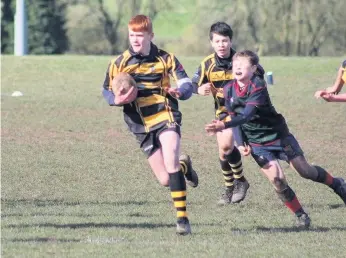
{"left": 297, "top": 170, "right": 311, "bottom": 179}
{"left": 219, "top": 144, "right": 234, "bottom": 157}
{"left": 291, "top": 157, "right": 315, "bottom": 179}
{"left": 272, "top": 177, "right": 287, "bottom": 191}
{"left": 295, "top": 165, "right": 314, "bottom": 179}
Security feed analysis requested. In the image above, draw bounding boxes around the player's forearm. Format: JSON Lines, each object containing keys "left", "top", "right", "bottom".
{"left": 192, "top": 82, "right": 199, "bottom": 94}
{"left": 330, "top": 93, "right": 346, "bottom": 102}
{"left": 224, "top": 115, "right": 249, "bottom": 128}
{"left": 102, "top": 89, "right": 116, "bottom": 106}
{"left": 223, "top": 105, "right": 257, "bottom": 128}
{"left": 177, "top": 79, "right": 193, "bottom": 100}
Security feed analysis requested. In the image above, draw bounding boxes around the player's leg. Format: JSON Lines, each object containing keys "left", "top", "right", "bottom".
{"left": 289, "top": 156, "right": 346, "bottom": 204}
{"left": 282, "top": 134, "right": 346, "bottom": 205}
{"left": 136, "top": 130, "right": 196, "bottom": 188}
{"left": 147, "top": 149, "right": 197, "bottom": 188}
{"left": 252, "top": 147, "right": 310, "bottom": 228}
{"left": 159, "top": 129, "right": 191, "bottom": 235}
{"left": 147, "top": 149, "right": 169, "bottom": 186}
{"left": 216, "top": 129, "right": 235, "bottom": 204}
{"left": 216, "top": 128, "right": 249, "bottom": 204}
{"left": 135, "top": 132, "right": 169, "bottom": 186}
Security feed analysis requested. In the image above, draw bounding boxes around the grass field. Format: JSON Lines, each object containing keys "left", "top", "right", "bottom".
{"left": 1, "top": 55, "right": 346, "bottom": 258}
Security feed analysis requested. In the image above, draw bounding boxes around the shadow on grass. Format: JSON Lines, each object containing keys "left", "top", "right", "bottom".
{"left": 231, "top": 226, "right": 346, "bottom": 234}
{"left": 5, "top": 222, "right": 175, "bottom": 229}
{"left": 5, "top": 221, "right": 219, "bottom": 229}
{"left": 303, "top": 203, "right": 345, "bottom": 209}
{"left": 1, "top": 198, "right": 165, "bottom": 207}
{"left": 6, "top": 237, "right": 80, "bottom": 243}
{"left": 2, "top": 212, "right": 153, "bottom": 218}
{"left": 1, "top": 212, "right": 93, "bottom": 218}
{"left": 328, "top": 204, "right": 345, "bottom": 209}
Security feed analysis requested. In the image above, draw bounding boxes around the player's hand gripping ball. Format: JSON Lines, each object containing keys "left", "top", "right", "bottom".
{"left": 112, "top": 72, "right": 138, "bottom": 105}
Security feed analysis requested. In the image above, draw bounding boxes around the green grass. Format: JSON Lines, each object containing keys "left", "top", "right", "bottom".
{"left": 1, "top": 55, "right": 346, "bottom": 257}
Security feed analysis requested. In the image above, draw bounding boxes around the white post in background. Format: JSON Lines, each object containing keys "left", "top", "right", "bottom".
{"left": 14, "top": 0, "right": 28, "bottom": 56}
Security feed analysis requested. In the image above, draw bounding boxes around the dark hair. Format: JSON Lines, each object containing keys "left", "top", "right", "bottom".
{"left": 233, "top": 50, "right": 259, "bottom": 66}
{"left": 209, "top": 22, "right": 233, "bottom": 41}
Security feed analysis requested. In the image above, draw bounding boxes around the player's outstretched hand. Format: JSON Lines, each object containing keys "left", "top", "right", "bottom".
{"left": 238, "top": 144, "right": 251, "bottom": 156}
{"left": 198, "top": 83, "right": 212, "bottom": 96}
{"left": 166, "top": 88, "right": 182, "bottom": 99}
{"left": 321, "top": 94, "right": 335, "bottom": 102}
{"left": 314, "top": 90, "right": 329, "bottom": 99}
{"left": 205, "top": 119, "right": 225, "bottom": 135}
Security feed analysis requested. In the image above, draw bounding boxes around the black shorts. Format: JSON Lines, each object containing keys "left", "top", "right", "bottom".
{"left": 250, "top": 134, "right": 304, "bottom": 168}
{"left": 134, "top": 122, "right": 181, "bottom": 158}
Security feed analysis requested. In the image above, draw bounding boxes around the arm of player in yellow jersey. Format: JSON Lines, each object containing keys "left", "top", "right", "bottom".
{"left": 168, "top": 54, "right": 193, "bottom": 100}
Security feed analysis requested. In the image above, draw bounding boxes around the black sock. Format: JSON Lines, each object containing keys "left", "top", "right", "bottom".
{"left": 225, "top": 147, "right": 245, "bottom": 182}
{"left": 220, "top": 159, "right": 234, "bottom": 188}
{"left": 314, "top": 165, "right": 340, "bottom": 190}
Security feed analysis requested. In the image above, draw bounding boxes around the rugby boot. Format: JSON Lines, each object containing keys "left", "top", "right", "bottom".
{"left": 231, "top": 179, "right": 250, "bottom": 203}
{"left": 217, "top": 186, "right": 234, "bottom": 205}
{"left": 179, "top": 154, "right": 199, "bottom": 188}
{"left": 176, "top": 217, "right": 191, "bottom": 235}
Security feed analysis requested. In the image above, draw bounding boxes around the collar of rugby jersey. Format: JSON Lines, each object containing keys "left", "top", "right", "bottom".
{"left": 129, "top": 42, "right": 159, "bottom": 62}
{"left": 214, "top": 48, "right": 236, "bottom": 70}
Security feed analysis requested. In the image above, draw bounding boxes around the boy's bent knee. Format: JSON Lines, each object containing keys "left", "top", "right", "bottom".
{"left": 295, "top": 165, "right": 316, "bottom": 180}
{"left": 272, "top": 177, "right": 287, "bottom": 191}
{"left": 219, "top": 145, "right": 234, "bottom": 157}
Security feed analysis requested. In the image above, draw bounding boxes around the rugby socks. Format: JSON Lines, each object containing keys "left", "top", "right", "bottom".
{"left": 220, "top": 159, "right": 234, "bottom": 188}
{"left": 225, "top": 147, "right": 246, "bottom": 182}
{"left": 276, "top": 186, "right": 305, "bottom": 217}
{"left": 313, "top": 165, "right": 341, "bottom": 190}
{"left": 169, "top": 171, "right": 187, "bottom": 219}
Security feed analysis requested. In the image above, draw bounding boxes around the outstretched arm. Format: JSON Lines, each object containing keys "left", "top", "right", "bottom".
{"left": 315, "top": 62, "right": 345, "bottom": 98}
{"left": 206, "top": 80, "right": 266, "bottom": 134}
{"left": 224, "top": 105, "right": 257, "bottom": 128}
{"left": 321, "top": 93, "right": 346, "bottom": 102}
{"left": 192, "top": 63, "right": 211, "bottom": 95}
{"left": 326, "top": 65, "right": 344, "bottom": 94}
{"left": 205, "top": 105, "right": 257, "bottom": 134}
{"left": 168, "top": 54, "right": 193, "bottom": 100}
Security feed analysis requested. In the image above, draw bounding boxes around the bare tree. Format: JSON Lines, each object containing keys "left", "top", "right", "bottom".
{"left": 96, "top": 0, "right": 126, "bottom": 54}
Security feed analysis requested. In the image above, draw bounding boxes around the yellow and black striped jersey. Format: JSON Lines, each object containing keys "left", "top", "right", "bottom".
{"left": 103, "top": 43, "right": 192, "bottom": 134}
{"left": 192, "top": 49, "right": 236, "bottom": 121}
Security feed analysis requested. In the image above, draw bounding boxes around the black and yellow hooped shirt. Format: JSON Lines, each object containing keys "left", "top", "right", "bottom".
{"left": 103, "top": 43, "right": 192, "bottom": 134}
{"left": 192, "top": 49, "right": 236, "bottom": 121}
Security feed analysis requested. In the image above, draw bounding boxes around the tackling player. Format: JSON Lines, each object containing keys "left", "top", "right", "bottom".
{"left": 206, "top": 50, "right": 346, "bottom": 228}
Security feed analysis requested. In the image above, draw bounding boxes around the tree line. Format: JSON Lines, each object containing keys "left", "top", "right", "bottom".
{"left": 2, "top": 0, "right": 346, "bottom": 56}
